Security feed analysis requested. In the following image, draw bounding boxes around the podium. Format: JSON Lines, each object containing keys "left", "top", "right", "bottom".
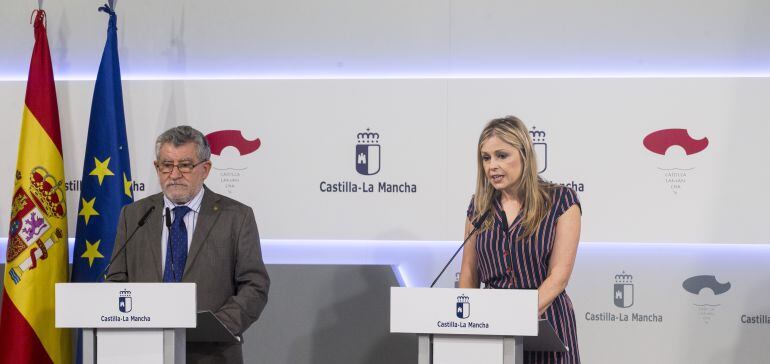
{"left": 55, "top": 283, "right": 196, "bottom": 364}
{"left": 390, "top": 287, "right": 567, "bottom": 364}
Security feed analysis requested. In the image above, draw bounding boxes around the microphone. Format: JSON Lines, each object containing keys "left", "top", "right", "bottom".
{"left": 102, "top": 205, "right": 156, "bottom": 280}
{"left": 165, "top": 207, "right": 172, "bottom": 227}
{"left": 429, "top": 210, "right": 490, "bottom": 288}
{"left": 165, "top": 207, "right": 177, "bottom": 281}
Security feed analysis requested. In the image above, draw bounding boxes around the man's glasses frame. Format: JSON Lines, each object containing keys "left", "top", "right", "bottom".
{"left": 155, "top": 160, "right": 208, "bottom": 174}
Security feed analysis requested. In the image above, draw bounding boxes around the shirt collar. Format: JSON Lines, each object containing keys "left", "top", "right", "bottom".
{"left": 163, "top": 188, "right": 205, "bottom": 214}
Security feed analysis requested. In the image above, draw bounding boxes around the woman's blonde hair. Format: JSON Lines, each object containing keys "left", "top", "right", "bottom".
{"left": 472, "top": 116, "right": 555, "bottom": 240}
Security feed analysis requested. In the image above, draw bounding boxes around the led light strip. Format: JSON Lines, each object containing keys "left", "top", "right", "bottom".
{"left": 1, "top": 72, "right": 770, "bottom": 82}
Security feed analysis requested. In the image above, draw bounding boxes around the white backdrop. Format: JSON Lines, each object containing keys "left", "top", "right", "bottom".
{"left": 1, "top": 78, "right": 767, "bottom": 243}
{"left": 2, "top": 79, "right": 769, "bottom": 363}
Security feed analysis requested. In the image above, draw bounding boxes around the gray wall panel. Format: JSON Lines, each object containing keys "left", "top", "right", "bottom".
{"left": 245, "top": 264, "right": 415, "bottom": 364}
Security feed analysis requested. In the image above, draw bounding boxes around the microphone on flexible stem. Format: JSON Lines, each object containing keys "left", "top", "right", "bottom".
{"left": 429, "top": 210, "right": 490, "bottom": 288}
{"left": 102, "top": 205, "right": 156, "bottom": 280}
{"left": 165, "top": 207, "right": 177, "bottom": 282}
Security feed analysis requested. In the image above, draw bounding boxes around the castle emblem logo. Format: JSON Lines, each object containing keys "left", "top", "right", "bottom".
{"left": 614, "top": 271, "right": 634, "bottom": 308}
{"left": 456, "top": 294, "right": 470, "bottom": 319}
{"left": 529, "top": 126, "right": 547, "bottom": 173}
{"left": 584, "top": 270, "right": 665, "bottom": 324}
{"left": 119, "top": 289, "right": 133, "bottom": 313}
{"left": 643, "top": 128, "right": 709, "bottom": 195}
{"left": 355, "top": 128, "right": 381, "bottom": 176}
{"left": 528, "top": 126, "right": 585, "bottom": 192}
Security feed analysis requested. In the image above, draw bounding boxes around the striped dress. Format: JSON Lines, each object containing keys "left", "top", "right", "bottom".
{"left": 467, "top": 186, "right": 581, "bottom": 363}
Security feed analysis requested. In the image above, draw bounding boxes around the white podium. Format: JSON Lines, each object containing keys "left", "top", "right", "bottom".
{"left": 55, "top": 283, "right": 196, "bottom": 364}
{"left": 390, "top": 287, "right": 566, "bottom": 364}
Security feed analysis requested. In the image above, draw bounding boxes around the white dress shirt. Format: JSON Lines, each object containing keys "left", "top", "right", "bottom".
{"left": 160, "top": 188, "right": 204, "bottom": 271}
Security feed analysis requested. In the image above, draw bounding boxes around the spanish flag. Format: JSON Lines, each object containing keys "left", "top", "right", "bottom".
{"left": 0, "top": 10, "right": 72, "bottom": 364}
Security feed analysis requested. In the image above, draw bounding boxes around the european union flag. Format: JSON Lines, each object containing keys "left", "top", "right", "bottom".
{"left": 71, "top": 4, "right": 133, "bottom": 283}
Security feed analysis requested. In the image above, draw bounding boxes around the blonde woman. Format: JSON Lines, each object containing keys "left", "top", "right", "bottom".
{"left": 459, "top": 116, "right": 582, "bottom": 363}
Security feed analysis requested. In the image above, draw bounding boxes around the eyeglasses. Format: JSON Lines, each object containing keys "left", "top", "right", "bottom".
{"left": 155, "top": 160, "right": 208, "bottom": 174}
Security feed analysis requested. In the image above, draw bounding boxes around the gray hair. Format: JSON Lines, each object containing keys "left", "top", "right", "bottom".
{"left": 154, "top": 125, "right": 211, "bottom": 162}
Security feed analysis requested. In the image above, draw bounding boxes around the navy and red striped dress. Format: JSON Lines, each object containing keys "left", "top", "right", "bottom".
{"left": 467, "top": 186, "right": 581, "bottom": 363}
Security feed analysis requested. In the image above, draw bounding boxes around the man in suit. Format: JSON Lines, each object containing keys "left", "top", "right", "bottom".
{"left": 107, "top": 125, "right": 270, "bottom": 363}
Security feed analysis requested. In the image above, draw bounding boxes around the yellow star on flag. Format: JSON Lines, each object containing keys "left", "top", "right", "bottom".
{"left": 123, "top": 172, "right": 133, "bottom": 198}
{"left": 79, "top": 197, "right": 99, "bottom": 225}
{"left": 90, "top": 156, "right": 115, "bottom": 185}
{"left": 81, "top": 240, "right": 104, "bottom": 267}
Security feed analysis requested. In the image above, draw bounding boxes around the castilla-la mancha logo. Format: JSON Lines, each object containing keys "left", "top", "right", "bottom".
{"left": 456, "top": 294, "right": 470, "bottom": 319}
{"left": 529, "top": 126, "right": 547, "bottom": 173}
{"left": 205, "top": 129, "right": 262, "bottom": 195}
{"left": 318, "top": 127, "right": 417, "bottom": 193}
{"left": 118, "top": 289, "right": 132, "bottom": 313}
{"left": 529, "top": 126, "right": 585, "bottom": 192}
{"left": 614, "top": 271, "right": 634, "bottom": 308}
{"left": 355, "top": 128, "right": 380, "bottom": 176}
{"left": 643, "top": 128, "right": 709, "bottom": 195}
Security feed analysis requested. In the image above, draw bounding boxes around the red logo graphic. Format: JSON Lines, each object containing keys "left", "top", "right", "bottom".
{"left": 643, "top": 129, "right": 708, "bottom": 156}
{"left": 205, "top": 130, "right": 261, "bottom": 156}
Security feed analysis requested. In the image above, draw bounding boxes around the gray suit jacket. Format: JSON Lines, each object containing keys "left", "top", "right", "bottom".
{"left": 107, "top": 187, "right": 270, "bottom": 363}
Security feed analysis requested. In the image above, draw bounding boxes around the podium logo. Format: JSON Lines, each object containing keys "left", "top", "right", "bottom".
{"left": 119, "top": 289, "right": 132, "bottom": 313}
{"left": 613, "top": 271, "right": 634, "bottom": 308}
{"left": 456, "top": 294, "right": 470, "bottom": 319}
{"left": 355, "top": 128, "right": 381, "bottom": 176}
